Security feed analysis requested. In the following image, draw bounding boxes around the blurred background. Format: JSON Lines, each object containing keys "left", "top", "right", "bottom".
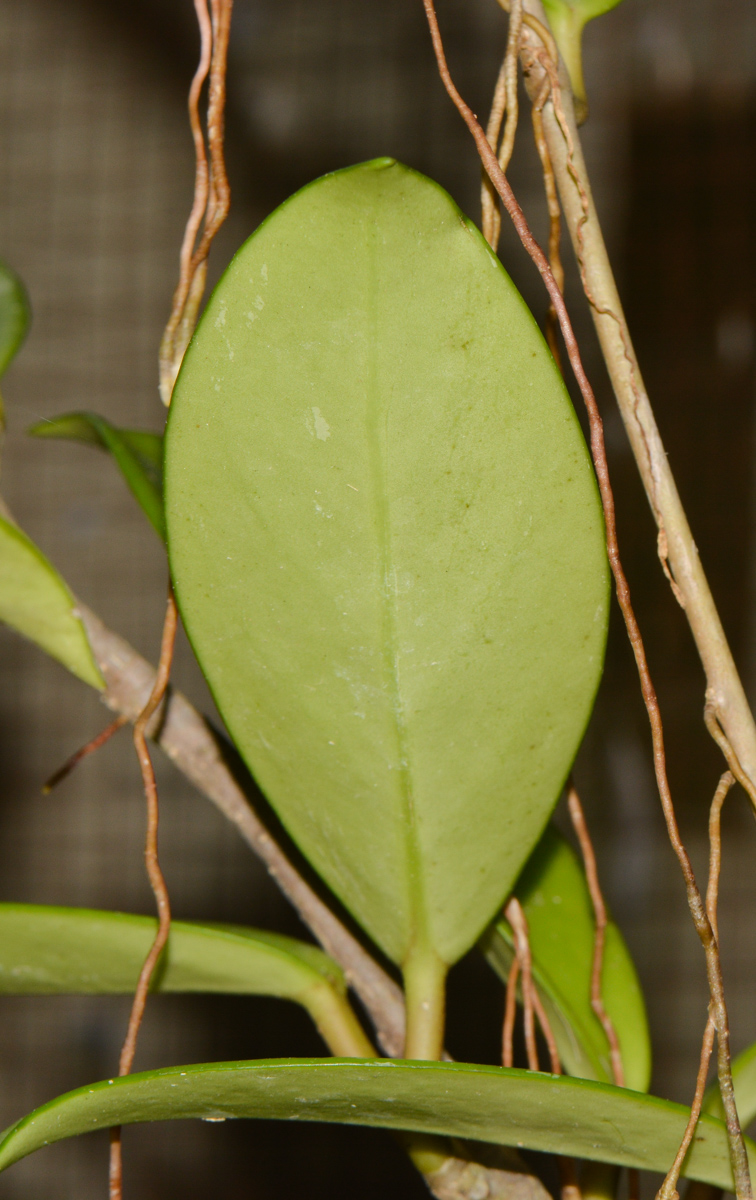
{"left": 0, "top": 0, "right": 755, "bottom": 1195}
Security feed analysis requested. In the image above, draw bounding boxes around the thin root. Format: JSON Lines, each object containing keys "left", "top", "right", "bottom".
{"left": 657, "top": 771, "right": 734, "bottom": 1200}
{"left": 159, "top": 0, "right": 234, "bottom": 404}
{"left": 567, "top": 781, "right": 624, "bottom": 1087}
{"left": 109, "top": 587, "right": 178, "bottom": 1200}
{"left": 505, "top": 897, "right": 539, "bottom": 1071}
{"left": 502, "top": 956, "right": 520, "bottom": 1068}
{"left": 42, "top": 715, "right": 128, "bottom": 794}
{"left": 482, "top": 0, "right": 523, "bottom": 250}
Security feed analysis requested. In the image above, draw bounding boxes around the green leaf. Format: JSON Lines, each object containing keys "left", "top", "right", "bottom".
{"left": 0, "top": 903, "right": 368, "bottom": 1055}
{"left": 28, "top": 412, "right": 165, "bottom": 539}
{"left": 0, "top": 1058, "right": 751, "bottom": 1188}
{"left": 0, "top": 514, "right": 103, "bottom": 687}
{"left": 0, "top": 903, "right": 342, "bottom": 996}
{"left": 541, "top": 0, "right": 624, "bottom": 118}
{"left": 703, "top": 1040, "right": 756, "bottom": 1129}
{"left": 165, "top": 159, "right": 609, "bottom": 976}
{"left": 481, "top": 824, "right": 651, "bottom": 1092}
{"left": 0, "top": 260, "right": 30, "bottom": 379}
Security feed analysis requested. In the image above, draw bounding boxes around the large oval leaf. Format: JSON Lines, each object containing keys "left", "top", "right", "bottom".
{"left": 165, "top": 158, "right": 609, "bottom": 970}
{"left": 0, "top": 514, "right": 103, "bottom": 687}
{"left": 28, "top": 413, "right": 164, "bottom": 540}
{"left": 0, "top": 903, "right": 369, "bottom": 1057}
{"left": 0, "top": 1058, "right": 750, "bottom": 1188}
{"left": 481, "top": 825, "right": 651, "bottom": 1091}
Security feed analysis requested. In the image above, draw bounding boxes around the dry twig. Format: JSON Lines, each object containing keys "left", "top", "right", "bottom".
{"left": 421, "top": 5, "right": 751, "bottom": 1193}
{"left": 108, "top": 588, "right": 178, "bottom": 1200}
{"left": 566, "top": 782, "right": 624, "bottom": 1087}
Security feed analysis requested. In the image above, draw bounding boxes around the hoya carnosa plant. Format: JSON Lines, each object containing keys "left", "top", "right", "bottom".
{"left": 164, "top": 158, "right": 609, "bottom": 1061}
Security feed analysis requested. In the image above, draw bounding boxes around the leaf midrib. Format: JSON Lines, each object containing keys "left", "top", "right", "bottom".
{"left": 366, "top": 212, "right": 429, "bottom": 967}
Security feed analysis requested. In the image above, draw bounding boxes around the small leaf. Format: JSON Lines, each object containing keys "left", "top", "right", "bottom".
{"left": 541, "top": 0, "right": 624, "bottom": 120}
{"left": 165, "top": 159, "right": 609, "bottom": 974}
{"left": 481, "top": 824, "right": 651, "bottom": 1091}
{"left": 0, "top": 260, "right": 30, "bottom": 379}
{"left": 29, "top": 413, "right": 164, "bottom": 540}
{"left": 0, "top": 1058, "right": 751, "bottom": 1188}
{"left": 0, "top": 904, "right": 366, "bottom": 1055}
{"left": 703, "top": 1040, "right": 756, "bottom": 1129}
{"left": 0, "top": 514, "right": 103, "bottom": 687}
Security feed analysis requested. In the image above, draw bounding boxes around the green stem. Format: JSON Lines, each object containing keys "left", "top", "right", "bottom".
{"left": 403, "top": 946, "right": 448, "bottom": 1061}
{"left": 544, "top": 7, "right": 588, "bottom": 121}
{"left": 304, "top": 982, "right": 377, "bottom": 1058}
{"left": 581, "top": 1162, "right": 620, "bottom": 1200}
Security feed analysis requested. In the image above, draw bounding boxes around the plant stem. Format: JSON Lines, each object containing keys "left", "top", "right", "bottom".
{"left": 305, "top": 982, "right": 378, "bottom": 1059}
{"left": 518, "top": 0, "right": 756, "bottom": 804}
{"left": 403, "top": 947, "right": 448, "bottom": 1061}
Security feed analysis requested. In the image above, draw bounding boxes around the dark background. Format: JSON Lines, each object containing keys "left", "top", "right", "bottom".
{"left": 0, "top": 0, "right": 755, "bottom": 1195}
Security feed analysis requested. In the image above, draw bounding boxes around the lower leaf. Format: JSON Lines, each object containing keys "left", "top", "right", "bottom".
{"left": 0, "top": 1058, "right": 750, "bottom": 1187}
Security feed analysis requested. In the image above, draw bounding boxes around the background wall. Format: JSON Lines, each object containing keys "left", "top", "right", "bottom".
{"left": 0, "top": 0, "right": 755, "bottom": 1195}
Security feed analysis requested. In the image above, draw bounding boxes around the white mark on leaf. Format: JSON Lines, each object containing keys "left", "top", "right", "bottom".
{"left": 312, "top": 406, "right": 330, "bottom": 441}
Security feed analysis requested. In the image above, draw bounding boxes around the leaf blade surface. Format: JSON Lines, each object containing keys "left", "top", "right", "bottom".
{"left": 166, "top": 159, "right": 609, "bottom": 967}
{"left": 0, "top": 1057, "right": 750, "bottom": 1188}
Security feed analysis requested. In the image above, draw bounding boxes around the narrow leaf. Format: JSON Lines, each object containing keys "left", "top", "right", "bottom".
{"left": 0, "top": 903, "right": 343, "bottom": 997}
{"left": 703, "top": 1040, "right": 756, "bottom": 1129}
{"left": 0, "top": 903, "right": 363, "bottom": 1055}
{"left": 29, "top": 412, "right": 164, "bottom": 539}
{"left": 165, "top": 159, "right": 609, "bottom": 971}
{"left": 0, "top": 514, "right": 103, "bottom": 687}
{"left": 0, "top": 1058, "right": 750, "bottom": 1188}
{"left": 481, "top": 825, "right": 651, "bottom": 1091}
{"left": 0, "top": 260, "right": 30, "bottom": 379}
